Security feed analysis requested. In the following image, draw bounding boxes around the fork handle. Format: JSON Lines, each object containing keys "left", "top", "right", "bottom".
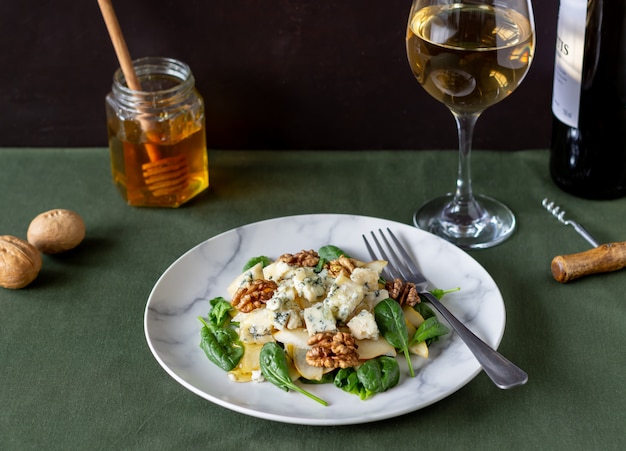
{"left": 422, "top": 292, "right": 528, "bottom": 389}
{"left": 551, "top": 241, "right": 626, "bottom": 283}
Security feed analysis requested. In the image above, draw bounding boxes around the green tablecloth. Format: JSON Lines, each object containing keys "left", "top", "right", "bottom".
{"left": 1, "top": 148, "right": 624, "bottom": 450}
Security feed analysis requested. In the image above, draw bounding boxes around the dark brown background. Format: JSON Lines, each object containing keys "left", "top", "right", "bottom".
{"left": 0, "top": 1, "right": 558, "bottom": 150}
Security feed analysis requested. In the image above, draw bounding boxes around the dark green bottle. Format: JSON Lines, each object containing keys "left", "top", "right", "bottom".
{"left": 550, "top": 0, "right": 626, "bottom": 199}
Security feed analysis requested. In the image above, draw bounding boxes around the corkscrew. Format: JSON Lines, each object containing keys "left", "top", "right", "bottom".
{"left": 541, "top": 198, "right": 600, "bottom": 247}
{"left": 541, "top": 198, "right": 626, "bottom": 283}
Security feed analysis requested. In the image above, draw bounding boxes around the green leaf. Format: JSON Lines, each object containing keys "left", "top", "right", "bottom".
{"left": 428, "top": 286, "right": 461, "bottom": 300}
{"left": 412, "top": 302, "right": 437, "bottom": 320}
{"left": 377, "top": 356, "right": 401, "bottom": 390}
{"left": 334, "top": 367, "right": 371, "bottom": 400}
{"left": 357, "top": 359, "right": 384, "bottom": 393}
{"left": 411, "top": 316, "right": 450, "bottom": 345}
{"left": 334, "top": 356, "right": 400, "bottom": 400}
{"left": 208, "top": 297, "right": 233, "bottom": 327}
{"left": 242, "top": 256, "right": 271, "bottom": 271}
{"left": 259, "top": 342, "right": 328, "bottom": 406}
{"left": 374, "top": 299, "right": 415, "bottom": 377}
{"left": 198, "top": 317, "right": 244, "bottom": 371}
{"left": 318, "top": 245, "right": 350, "bottom": 260}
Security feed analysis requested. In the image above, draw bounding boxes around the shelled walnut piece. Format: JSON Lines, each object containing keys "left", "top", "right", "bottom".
{"left": 0, "top": 235, "right": 42, "bottom": 289}
{"left": 231, "top": 279, "right": 278, "bottom": 313}
{"left": 327, "top": 256, "right": 359, "bottom": 277}
{"left": 277, "top": 249, "right": 320, "bottom": 267}
{"left": 306, "top": 331, "right": 359, "bottom": 369}
{"left": 386, "top": 278, "right": 420, "bottom": 306}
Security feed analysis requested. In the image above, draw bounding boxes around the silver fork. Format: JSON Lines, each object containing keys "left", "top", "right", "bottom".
{"left": 363, "top": 228, "right": 528, "bottom": 390}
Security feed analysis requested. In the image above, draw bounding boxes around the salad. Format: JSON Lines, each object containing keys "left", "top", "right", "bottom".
{"left": 198, "top": 245, "right": 456, "bottom": 405}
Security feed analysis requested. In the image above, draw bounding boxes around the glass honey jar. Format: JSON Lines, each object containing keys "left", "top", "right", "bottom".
{"left": 105, "top": 57, "right": 209, "bottom": 207}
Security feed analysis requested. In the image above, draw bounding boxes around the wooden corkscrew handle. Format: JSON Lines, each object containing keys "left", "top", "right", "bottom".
{"left": 551, "top": 242, "right": 626, "bottom": 283}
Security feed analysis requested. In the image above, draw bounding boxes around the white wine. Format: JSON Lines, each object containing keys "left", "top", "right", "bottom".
{"left": 550, "top": 0, "right": 626, "bottom": 199}
{"left": 406, "top": 4, "right": 534, "bottom": 114}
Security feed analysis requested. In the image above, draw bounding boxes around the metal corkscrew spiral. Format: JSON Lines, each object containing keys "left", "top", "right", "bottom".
{"left": 541, "top": 198, "right": 600, "bottom": 248}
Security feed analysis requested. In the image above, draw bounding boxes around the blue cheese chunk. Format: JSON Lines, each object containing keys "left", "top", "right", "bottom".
{"left": 262, "top": 261, "right": 292, "bottom": 282}
{"left": 266, "top": 285, "right": 303, "bottom": 330}
{"left": 272, "top": 309, "right": 302, "bottom": 330}
{"left": 324, "top": 274, "right": 364, "bottom": 322}
{"left": 292, "top": 267, "right": 326, "bottom": 304}
{"left": 347, "top": 310, "right": 380, "bottom": 340}
{"left": 266, "top": 284, "right": 297, "bottom": 311}
{"left": 363, "top": 288, "right": 390, "bottom": 310}
{"left": 303, "top": 303, "right": 337, "bottom": 336}
{"left": 350, "top": 267, "right": 380, "bottom": 292}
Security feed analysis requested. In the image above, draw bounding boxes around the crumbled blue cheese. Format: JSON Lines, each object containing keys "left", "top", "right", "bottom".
{"left": 266, "top": 284, "right": 297, "bottom": 310}
{"left": 292, "top": 267, "right": 327, "bottom": 304}
{"left": 347, "top": 309, "right": 380, "bottom": 340}
{"left": 265, "top": 285, "right": 302, "bottom": 330}
{"left": 323, "top": 274, "right": 364, "bottom": 322}
{"left": 303, "top": 303, "right": 337, "bottom": 336}
{"left": 363, "top": 288, "right": 390, "bottom": 310}
{"left": 350, "top": 267, "right": 380, "bottom": 291}
{"left": 262, "top": 260, "right": 293, "bottom": 282}
{"left": 251, "top": 370, "right": 265, "bottom": 383}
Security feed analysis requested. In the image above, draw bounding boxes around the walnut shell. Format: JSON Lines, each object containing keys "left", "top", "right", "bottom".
{"left": 0, "top": 235, "right": 42, "bottom": 289}
{"left": 27, "top": 209, "right": 86, "bottom": 254}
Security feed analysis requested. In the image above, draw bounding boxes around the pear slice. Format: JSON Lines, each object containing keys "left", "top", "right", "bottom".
{"left": 409, "top": 340, "right": 429, "bottom": 358}
{"left": 289, "top": 345, "right": 324, "bottom": 381}
{"left": 355, "top": 337, "right": 397, "bottom": 360}
{"left": 403, "top": 305, "right": 425, "bottom": 328}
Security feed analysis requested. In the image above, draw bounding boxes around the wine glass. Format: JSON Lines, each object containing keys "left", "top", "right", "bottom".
{"left": 406, "top": 0, "right": 535, "bottom": 249}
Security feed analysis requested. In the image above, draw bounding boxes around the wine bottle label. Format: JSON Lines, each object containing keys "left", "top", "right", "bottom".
{"left": 552, "top": 0, "right": 588, "bottom": 127}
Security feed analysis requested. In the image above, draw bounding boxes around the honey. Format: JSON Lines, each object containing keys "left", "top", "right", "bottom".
{"left": 105, "top": 57, "right": 209, "bottom": 207}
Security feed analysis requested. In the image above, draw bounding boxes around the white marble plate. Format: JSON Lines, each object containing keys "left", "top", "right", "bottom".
{"left": 144, "top": 214, "right": 505, "bottom": 425}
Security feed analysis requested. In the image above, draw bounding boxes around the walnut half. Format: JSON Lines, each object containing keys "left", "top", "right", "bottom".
{"left": 231, "top": 279, "right": 278, "bottom": 313}
{"left": 385, "top": 278, "right": 420, "bottom": 306}
{"left": 305, "top": 331, "right": 359, "bottom": 369}
{"left": 277, "top": 249, "right": 320, "bottom": 267}
{"left": 327, "top": 256, "right": 358, "bottom": 278}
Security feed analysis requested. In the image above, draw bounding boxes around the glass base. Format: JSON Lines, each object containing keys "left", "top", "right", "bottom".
{"left": 413, "top": 193, "right": 516, "bottom": 250}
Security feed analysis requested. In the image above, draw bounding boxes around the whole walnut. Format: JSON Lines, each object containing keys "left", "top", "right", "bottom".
{"left": 27, "top": 209, "right": 85, "bottom": 254}
{"left": 0, "top": 235, "right": 42, "bottom": 289}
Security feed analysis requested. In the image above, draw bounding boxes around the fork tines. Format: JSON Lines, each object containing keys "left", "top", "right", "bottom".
{"left": 362, "top": 228, "right": 427, "bottom": 287}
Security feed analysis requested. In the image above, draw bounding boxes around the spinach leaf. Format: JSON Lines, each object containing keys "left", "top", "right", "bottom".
{"left": 374, "top": 298, "right": 415, "bottom": 377}
{"left": 358, "top": 356, "right": 400, "bottom": 393}
{"left": 242, "top": 256, "right": 271, "bottom": 271}
{"left": 318, "top": 245, "right": 350, "bottom": 260}
{"left": 377, "top": 356, "right": 401, "bottom": 390}
{"left": 334, "top": 356, "right": 400, "bottom": 400}
{"left": 428, "top": 286, "right": 461, "bottom": 300}
{"left": 334, "top": 367, "right": 371, "bottom": 400}
{"left": 208, "top": 297, "right": 233, "bottom": 327}
{"left": 316, "top": 245, "right": 351, "bottom": 272}
{"left": 413, "top": 302, "right": 436, "bottom": 320}
{"left": 260, "top": 342, "right": 328, "bottom": 406}
{"left": 411, "top": 316, "right": 450, "bottom": 345}
{"left": 198, "top": 317, "right": 244, "bottom": 371}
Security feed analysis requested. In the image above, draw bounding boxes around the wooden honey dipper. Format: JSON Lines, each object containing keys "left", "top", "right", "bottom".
{"left": 98, "top": 0, "right": 188, "bottom": 197}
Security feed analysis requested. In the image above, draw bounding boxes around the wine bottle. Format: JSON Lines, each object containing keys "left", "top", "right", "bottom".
{"left": 549, "top": 0, "right": 626, "bottom": 199}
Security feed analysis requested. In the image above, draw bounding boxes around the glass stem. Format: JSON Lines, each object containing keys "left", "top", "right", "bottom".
{"left": 450, "top": 112, "right": 484, "bottom": 222}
